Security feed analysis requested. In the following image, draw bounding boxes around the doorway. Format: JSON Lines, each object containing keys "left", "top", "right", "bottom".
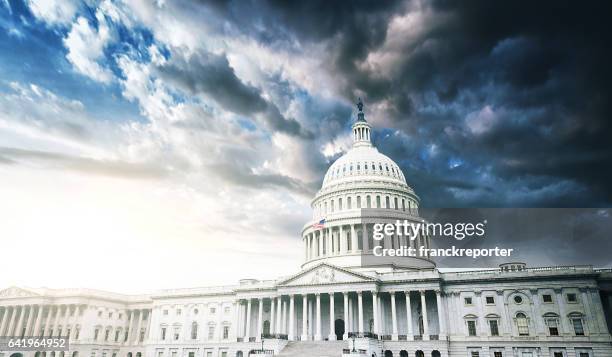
{"left": 334, "top": 319, "right": 345, "bottom": 340}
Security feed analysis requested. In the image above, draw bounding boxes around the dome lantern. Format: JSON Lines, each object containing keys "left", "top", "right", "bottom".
{"left": 352, "top": 98, "right": 372, "bottom": 148}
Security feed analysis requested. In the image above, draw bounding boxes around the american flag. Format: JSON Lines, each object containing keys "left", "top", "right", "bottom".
{"left": 312, "top": 218, "right": 326, "bottom": 229}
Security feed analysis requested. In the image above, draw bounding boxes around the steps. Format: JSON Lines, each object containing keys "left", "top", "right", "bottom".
{"left": 276, "top": 340, "right": 347, "bottom": 357}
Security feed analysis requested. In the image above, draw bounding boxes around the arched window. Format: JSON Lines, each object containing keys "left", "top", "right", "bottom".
{"left": 347, "top": 197, "right": 352, "bottom": 209}
{"left": 385, "top": 196, "right": 390, "bottom": 209}
{"left": 394, "top": 197, "right": 398, "bottom": 210}
{"left": 569, "top": 312, "right": 585, "bottom": 336}
{"left": 366, "top": 196, "right": 371, "bottom": 208}
{"left": 376, "top": 196, "right": 381, "bottom": 208}
{"left": 402, "top": 199, "right": 406, "bottom": 211}
{"left": 357, "top": 196, "right": 361, "bottom": 208}
{"left": 191, "top": 321, "right": 198, "bottom": 339}
{"left": 543, "top": 313, "right": 560, "bottom": 336}
{"left": 330, "top": 199, "right": 334, "bottom": 213}
{"left": 338, "top": 198, "right": 343, "bottom": 210}
{"left": 515, "top": 313, "right": 529, "bottom": 336}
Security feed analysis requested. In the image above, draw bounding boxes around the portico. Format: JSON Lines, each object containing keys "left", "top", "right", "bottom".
{"left": 234, "top": 264, "right": 446, "bottom": 343}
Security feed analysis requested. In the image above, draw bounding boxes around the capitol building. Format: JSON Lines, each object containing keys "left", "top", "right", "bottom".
{"left": 1, "top": 102, "right": 612, "bottom": 357}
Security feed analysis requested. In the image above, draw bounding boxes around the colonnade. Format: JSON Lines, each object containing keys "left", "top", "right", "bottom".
{"left": 304, "top": 223, "right": 428, "bottom": 261}
{"left": 0, "top": 304, "right": 82, "bottom": 339}
{"left": 0, "top": 305, "right": 149, "bottom": 346}
{"left": 236, "top": 289, "right": 445, "bottom": 342}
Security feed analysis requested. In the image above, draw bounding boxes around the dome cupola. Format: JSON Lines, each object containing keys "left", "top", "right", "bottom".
{"left": 352, "top": 98, "right": 372, "bottom": 148}
{"left": 300, "top": 99, "right": 434, "bottom": 273}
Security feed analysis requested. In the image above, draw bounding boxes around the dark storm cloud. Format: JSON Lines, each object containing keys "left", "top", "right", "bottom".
{"left": 157, "top": 50, "right": 311, "bottom": 138}
{"left": 218, "top": 0, "right": 612, "bottom": 207}
{"left": 208, "top": 163, "right": 316, "bottom": 196}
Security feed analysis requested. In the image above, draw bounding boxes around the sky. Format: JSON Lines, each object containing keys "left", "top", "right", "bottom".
{"left": 0, "top": 0, "right": 611, "bottom": 293}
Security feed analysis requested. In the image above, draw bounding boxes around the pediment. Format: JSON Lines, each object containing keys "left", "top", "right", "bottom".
{"left": 278, "top": 263, "right": 377, "bottom": 287}
{"left": 0, "top": 286, "right": 40, "bottom": 298}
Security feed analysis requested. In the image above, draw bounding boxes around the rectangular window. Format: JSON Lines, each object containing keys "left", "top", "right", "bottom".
{"left": 188, "top": 353, "right": 194, "bottom": 357}
{"left": 567, "top": 293, "right": 577, "bottom": 303}
{"left": 206, "top": 353, "right": 212, "bottom": 357}
{"left": 94, "top": 329, "right": 99, "bottom": 340}
{"left": 572, "top": 318, "right": 584, "bottom": 335}
{"left": 546, "top": 319, "right": 559, "bottom": 336}
{"left": 161, "top": 327, "right": 166, "bottom": 340}
{"left": 163, "top": 310, "right": 168, "bottom": 315}
{"left": 471, "top": 352, "right": 479, "bottom": 357}
{"left": 221, "top": 353, "right": 227, "bottom": 357}
{"left": 210, "top": 308, "right": 216, "bottom": 314}
{"left": 542, "top": 294, "right": 553, "bottom": 303}
{"left": 489, "top": 320, "right": 499, "bottom": 336}
{"left": 579, "top": 353, "right": 589, "bottom": 357}
{"left": 223, "top": 326, "right": 229, "bottom": 339}
{"left": 104, "top": 329, "right": 109, "bottom": 341}
{"left": 553, "top": 353, "right": 563, "bottom": 357}
{"left": 464, "top": 297, "right": 473, "bottom": 305}
{"left": 494, "top": 353, "right": 503, "bottom": 357}
{"left": 176, "top": 309, "right": 181, "bottom": 315}
{"left": 486, "top": 296, "right": 495, "bottom": 304}
{"left": 157, "top": 352, "right": 163, "bottom": 357}
{"left": 467, "top": 320, "right": 477, "bottom": 336}
{"left": 115, "top": 330, "right": 120, "bottom": 342}
{"left": 208, "top": 326, "right": 215, "bottom": 339}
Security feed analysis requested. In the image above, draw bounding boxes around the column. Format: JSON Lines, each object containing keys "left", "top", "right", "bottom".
{"left": 315, "top": 293, "right": 322, "bottom": 340}
{"left": 318, "top": 231, "right": 324, "bottom": 257}
{"left": 351, "top": 225, "right": 358, "bottom": 252}
{"left": 7, "top": 306, "right": 18, "bottom": 336}
{"left": 343, "top": 293, "right": 349, "bottom": 340}
{"left": 495, "top": 291, "right": 508, "bottom": 336}
{"left": 134, "top": 309, "right": 143, "bottom": 344}
{"left": 270, "top": 297, "right": 276, "bottom": 334}
{"left": 328, "top": 292, "right": 336, "bottom": 340}
{"left": 327, "top": 227, "right": 332, "bottom": 255}
{"left": 308, "top": 297, "right": 313, "bottom": 337}
{"left": 289, "top": 295, "right": 295, "bottom": 341}
{"left": 339, "top": 226, "right": 346, "bottom": 253}
{"left": 282, "top": 300, "right": 289, "bottom": 335}
{"left": 420, "top": 290, "right": 429, "bottom": 340}
{"left": 590, "top": 288, "right": 609, "bottom": 334}
{"left": 0, "top": 307, "right": 10, "bottom": 335}
{"left": 73, "top": 305, "right": 81, "bottom": 340}
{"left": 301, "top": 295, "right": 308, "bottom": 341}
{"left": 391, "top": 293, "right": 398, "bottom": 340}
{"left": 33, "top": 305, "right": 43, "bottom": 337}
{"left": 357, "top": 292, "right": 364, "bottom": 333}
{"left": 15, "top": 306, "right": 26, "bottom": 337}
{"left": 371, "top": 292, "right": 379, "bottom": 336}
{"left": 44, "top": 306, "right": 55, "bottom": 336}
{"left": 531, "top": 289, "right": 543, "bottom": 334}
{"left": 555, "top": 289, "right": 568, "bottom": 335}
{"left": 60, "top": 306, "right": 70, "bottom": 337}
{"left": 256, "top": 298, "right": 264, "bottom": 341}
{"left": 52, "top": 305, "right": 62, "bottom": 337}
{"left": 276, "top": 297, "right": 282, "bottom": 335}
{"left": 24, "top": 305, "right": 35, "bottom": 337}
{"left": 243, "top": 299, "right": 251, "bottom": 340}
{"left": 234, "top": 301, "right": 241, "bottom": 340}
{"left": 435, "top": 290, "right": 446, "bottom": 337}
{"left": 362, "top": 223, "right": 369, "bottom": 251}
{"left": 348, "top": 295, "right": 353, "bottom": 333}
{"left": 405, "top": 292, "right": 413, "bottom": 340}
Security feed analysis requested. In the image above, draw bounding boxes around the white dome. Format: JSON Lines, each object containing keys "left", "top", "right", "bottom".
{"left": 321, "top": 146, "right": 408, "bottom": 190}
